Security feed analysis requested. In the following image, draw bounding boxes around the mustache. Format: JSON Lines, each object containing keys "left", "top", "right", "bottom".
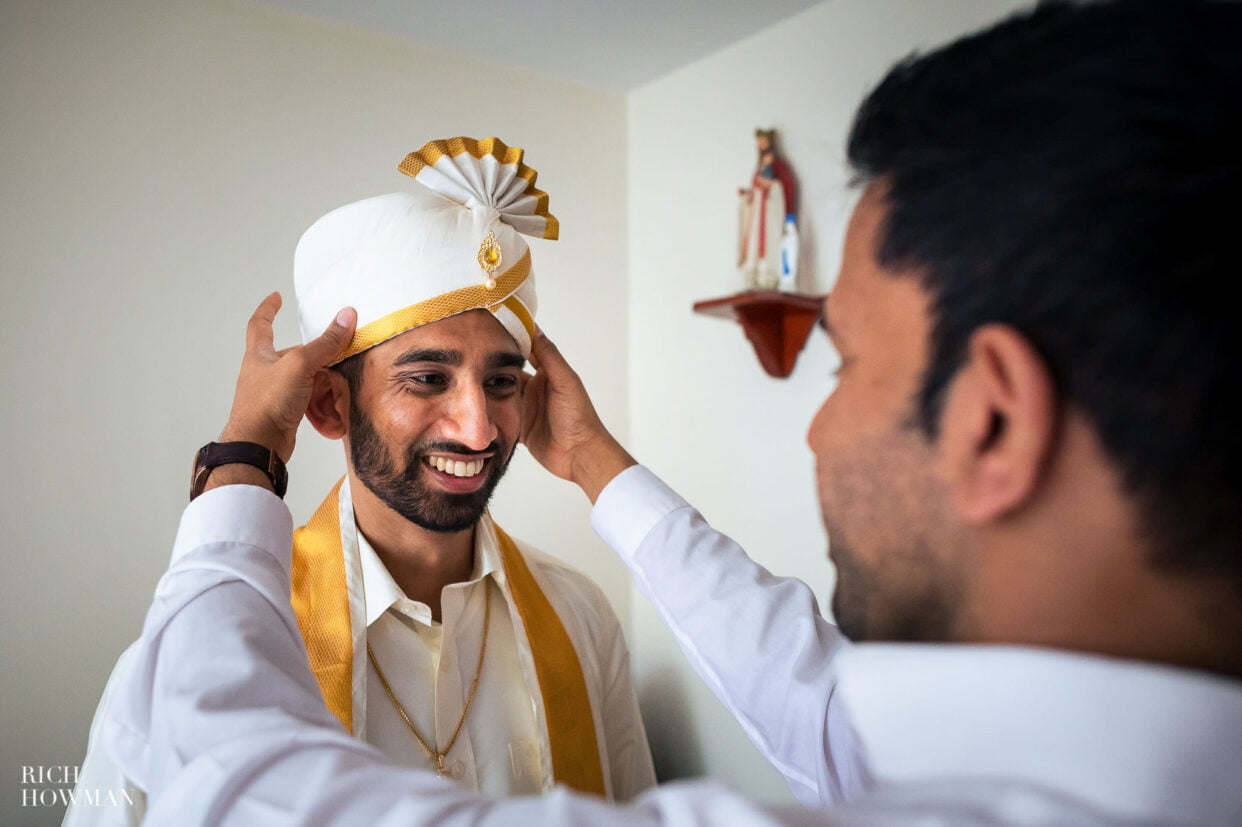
{"left": 413, "top": 440, "right": 504, "bottom": 458}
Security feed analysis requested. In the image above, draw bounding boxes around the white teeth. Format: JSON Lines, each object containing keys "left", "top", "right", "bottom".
{"left": 426, "top": 456, "right": 485, "bottom": 477}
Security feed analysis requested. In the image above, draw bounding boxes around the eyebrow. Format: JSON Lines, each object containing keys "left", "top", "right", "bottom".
{"left": 390, "top": 348, "right": 525, "bottom": 370}
{"left": 392, "top": 348, "right": 462, "bottom": 368}
{"left": 489, "top": 352, "right": 526, "bottom": 370}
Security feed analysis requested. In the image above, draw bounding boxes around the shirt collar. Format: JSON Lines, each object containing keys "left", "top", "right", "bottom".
{"left": 834, "top": 643, "right": 1242, "bottom": 825}
{"left": 358, "top": 511, "right": 502, "bottom": 628}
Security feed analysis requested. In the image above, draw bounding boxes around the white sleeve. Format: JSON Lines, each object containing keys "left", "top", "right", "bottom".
{"left": 591, "top": 466, "right": 869, "bottom": 806}
{"left": 62, "top": 643, "right": 146, "bottom": 827}
{"left": 102, "top": 484, "right": 829, "bottom": 827}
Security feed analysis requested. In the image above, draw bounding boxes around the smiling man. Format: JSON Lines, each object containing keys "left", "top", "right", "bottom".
{"left": 67, "top": 137, "right": 653, "bottom": 826}
{"left": 241, "top": 137, "right": 652, "bottom": 799}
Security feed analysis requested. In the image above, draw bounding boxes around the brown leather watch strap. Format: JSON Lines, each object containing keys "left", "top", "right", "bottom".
{"left": 191, "top": 441, "right": 288, "bottom": 501}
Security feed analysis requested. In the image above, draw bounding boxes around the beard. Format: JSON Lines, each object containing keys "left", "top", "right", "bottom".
{"left": 828, "top": 521, "right": 953, "bottom": 643}
{"left": 822, "top": 415, "right": 962, "bottom": 643}
{"left": 349, "top": 405, "right": 512, "bottom": 533}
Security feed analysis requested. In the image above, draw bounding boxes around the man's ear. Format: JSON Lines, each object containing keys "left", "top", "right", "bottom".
{"left": 306, "top": 368, "right": 350, "bottom": 440}
{"left": 939, "top": 324, "right": 1059, "bottom": 524}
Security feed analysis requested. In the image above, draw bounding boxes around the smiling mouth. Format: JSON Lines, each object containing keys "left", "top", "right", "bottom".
{"left": 424, "top": 455, "right": 487, "bottom": 478}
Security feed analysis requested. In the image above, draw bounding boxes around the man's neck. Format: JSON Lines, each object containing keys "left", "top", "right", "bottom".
{"left": 347, "top": 471, "right": 476, "bottom": 622}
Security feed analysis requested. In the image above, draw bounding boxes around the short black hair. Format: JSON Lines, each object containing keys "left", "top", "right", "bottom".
{"left": 331, "top": 350, "right": 366, "bottom": 398}
{"left": 847, "top": 0, "right": 1241, "bottom": 584}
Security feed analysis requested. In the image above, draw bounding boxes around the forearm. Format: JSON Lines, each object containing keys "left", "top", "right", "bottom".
{"left": 194, "top": 415, "right": 295, "bottom": 497}
{"left": 572, "top": 433, "right": 638, "bottom": 504}
{"left": 198, "top": 463, "right": 274, "bottom": 496}
{"left": 592, "top": 467, "right": 864, "bottom": 805}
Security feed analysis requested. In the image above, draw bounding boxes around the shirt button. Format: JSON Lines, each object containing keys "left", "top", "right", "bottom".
{"left": 450, "top": 760, "right": 465, "bottom": 779}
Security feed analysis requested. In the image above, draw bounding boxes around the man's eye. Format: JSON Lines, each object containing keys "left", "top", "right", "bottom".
{"left": 406, "top": 374, "right": 446, "bottom": 390}
{"left": 487, "top": 375, "right": 519, "bottom": 392}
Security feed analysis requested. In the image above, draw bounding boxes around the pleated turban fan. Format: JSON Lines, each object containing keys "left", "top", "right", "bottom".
{"left": 294, "top": 137, "right": 558, "bottom": 362}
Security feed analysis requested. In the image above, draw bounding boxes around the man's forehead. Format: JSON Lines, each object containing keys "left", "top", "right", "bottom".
{"left": 825, "top": 184, "right": 924, "bottom": 348}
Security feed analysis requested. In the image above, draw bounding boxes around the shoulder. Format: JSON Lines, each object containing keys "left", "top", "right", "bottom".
{"left": 512, "top": 538, "right": 613, "bottom": 611}
{"left": 507, "top": 537, "right": 623, "bottom": 640}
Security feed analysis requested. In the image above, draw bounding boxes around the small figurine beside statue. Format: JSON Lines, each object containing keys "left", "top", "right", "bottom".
{"left": 738, "top": 127, "right": 799, "bottom": 291}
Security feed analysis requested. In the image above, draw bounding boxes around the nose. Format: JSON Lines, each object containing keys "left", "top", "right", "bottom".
{"left": 441, "top": 384, "right": 498, "bottom": 451}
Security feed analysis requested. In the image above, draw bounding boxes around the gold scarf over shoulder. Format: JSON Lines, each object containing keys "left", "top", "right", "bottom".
{"left": 290, "top": 481, "right": 606, "bottom": 796}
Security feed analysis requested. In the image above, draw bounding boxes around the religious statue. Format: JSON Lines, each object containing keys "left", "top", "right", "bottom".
{"left": 738, "top": 128, "right": 798, "bottom": 290}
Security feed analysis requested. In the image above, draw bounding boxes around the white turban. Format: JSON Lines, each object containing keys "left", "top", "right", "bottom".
{"left": 294, "top": 137, "right": 557, "bottom": 362}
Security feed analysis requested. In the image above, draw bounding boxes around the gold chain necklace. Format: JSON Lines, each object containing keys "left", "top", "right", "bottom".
{"left": 367, "top": 592, "right": 491, "bottom": 777}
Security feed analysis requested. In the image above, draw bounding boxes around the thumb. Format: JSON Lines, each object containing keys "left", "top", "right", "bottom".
{"left": 302, "top": 308, "right": 358, "bottom": 367}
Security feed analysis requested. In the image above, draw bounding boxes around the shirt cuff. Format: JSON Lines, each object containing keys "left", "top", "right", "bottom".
{"left": 590, "top": 465, "right": 690, "bottom": 563}
{"left": 171, "top": 483, "right": 294, "bottom": 570}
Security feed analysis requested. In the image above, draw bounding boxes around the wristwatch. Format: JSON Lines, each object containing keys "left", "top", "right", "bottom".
{"left": 190, "top": 441, "right": 288, "bottom": 501}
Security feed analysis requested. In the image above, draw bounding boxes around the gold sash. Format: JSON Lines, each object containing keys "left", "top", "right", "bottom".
{"left": 290, "top": 480, "right": 606, "bottom": 796}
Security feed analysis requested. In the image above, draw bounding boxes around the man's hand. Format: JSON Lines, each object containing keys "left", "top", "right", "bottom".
{"left": 521, "top": 330, "right": 636, "bottom": 503}
{"left": 220, "top": 292, "right": 356, "bottom": 462}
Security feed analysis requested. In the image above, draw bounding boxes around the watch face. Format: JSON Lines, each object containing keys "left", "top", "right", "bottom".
{"left": 272, "top": 463, "right": 289, "bottom": 497}
{"left": 190, "top": 444, "right": 214, "bottom": 500}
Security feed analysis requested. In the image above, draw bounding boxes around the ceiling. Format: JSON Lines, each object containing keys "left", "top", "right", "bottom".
{"left": 255, "top": 0, "right": 827, "bottom": 92}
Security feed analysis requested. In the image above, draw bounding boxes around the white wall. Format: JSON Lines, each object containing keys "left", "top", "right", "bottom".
{"left": 0, "top": 1, "right": 628, "bottom": 823}
{"left": 625, "top": 0, "right": 1031, "bottom": 802}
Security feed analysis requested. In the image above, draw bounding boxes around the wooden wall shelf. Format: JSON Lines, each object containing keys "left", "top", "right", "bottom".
{"left": 692, "top": 291, "right": 823, "bottom": 378}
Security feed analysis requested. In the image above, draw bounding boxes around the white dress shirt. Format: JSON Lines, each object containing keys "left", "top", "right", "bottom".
{"left": 357, "top": 528, "right": 543, "bottom": 793}
{"left": 105, "top": 468, "right": 1242, "bottom": 825}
